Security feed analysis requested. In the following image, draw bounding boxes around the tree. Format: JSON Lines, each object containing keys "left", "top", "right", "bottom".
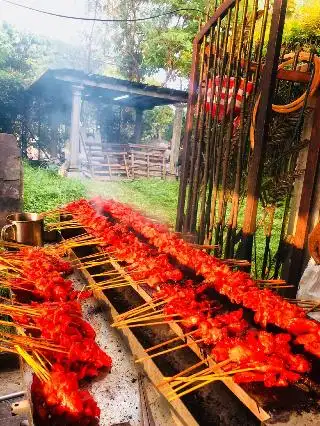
{"left": 142, "top": 105, "right": 174, "bottom": 141}
{"left": 0, "top": 22, "right": 51, "bottom": 133}
{"left": 141, "top": 1, "right": 206, "bottom": 82}
{"left": 89, "top": 0, "right": 206, "bottom": 83}
{"left": 283, "top": 0, "right": 320, "bottom": 49}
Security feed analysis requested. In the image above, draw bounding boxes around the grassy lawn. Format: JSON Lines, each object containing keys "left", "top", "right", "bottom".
{"left": 23, "top": 162, "right": 86, "bottom": 213}
{"left": 23, "top": 163, "right": 284, "bottom": 277}
{"left": 84, "top": 179, "right": 179, "bottom": 226}
{"left": 24, "top": 163, "right": 179, "bottom": 226}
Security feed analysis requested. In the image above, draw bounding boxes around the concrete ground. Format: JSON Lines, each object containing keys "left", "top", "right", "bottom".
{"left": 73, "top": 274, "right": 175, "bottom": 426}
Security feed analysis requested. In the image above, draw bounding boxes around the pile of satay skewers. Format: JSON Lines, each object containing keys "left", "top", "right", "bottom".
{"left": 0, "top": 242, "right": 112, "bottom": 425}
{"left": 36, "top": 198, "right": 320, "bottom": 402}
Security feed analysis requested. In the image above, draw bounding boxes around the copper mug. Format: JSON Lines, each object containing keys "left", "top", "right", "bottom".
{"left": 1, "top": 213, "right": 44, "bottom": 246}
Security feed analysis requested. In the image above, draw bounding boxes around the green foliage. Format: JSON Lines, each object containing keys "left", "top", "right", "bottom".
{"left": 143, "top": 105, "right": 174, "bottom": 140}
{"left": 0, "top": 23, "right": 50, "bottom": 133}
{"left": 142, "top": 25, "right": 193, "bottom": 80}
{"left": 140, "top": 0, "right": 206, "bottom": 80}
{"left": 0, "top": 70, "right": 24, "bottom": 133}
{"left": 23, "top": 162, "right": 87, "bottom": 213}
{"left": 283, "top": 0, "right": 320, "bottom": 47}
{"left": 84, "top": 177, "right": 179, "bottom": 225}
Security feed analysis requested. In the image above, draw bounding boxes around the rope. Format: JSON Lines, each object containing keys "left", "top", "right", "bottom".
{"left": 250, "top": 52, "right": 320, "bottom": 148}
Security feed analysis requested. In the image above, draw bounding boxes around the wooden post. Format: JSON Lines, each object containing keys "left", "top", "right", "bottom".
{"left": 69, "top": 85, "right": 83, "bottom": 171}
{"left": 162, "top": 152, "right": 166, "bottom": 180}
{"left": 131, "top": 152, "right": 135, "bottom": 179}
{"left": 285, "top": 93, "right": 320, "bottom": 288}
{"left": 170, "top": 105, "right": 184, "bottom": 175}
{"left": 134, "top": 108, "right": 143, "bottom": 144}
{"left": 238, "top": 0, "right": 288, "bottom": 262}
{"left": 0, "top": 134, "right": 22, "bottom": 227}
{"left": 147, "top": 153, "right": 150, "bottom": 178}
{"left": 106, "top": 153, "right": 112, "bottom": 179}
{"left": 124, "top": 153, "right": 130, "bottom": 178}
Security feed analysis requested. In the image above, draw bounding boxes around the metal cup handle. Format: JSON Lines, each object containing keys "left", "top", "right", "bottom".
{"left": 1, "top": 224, "right": 16, "bottom": 241}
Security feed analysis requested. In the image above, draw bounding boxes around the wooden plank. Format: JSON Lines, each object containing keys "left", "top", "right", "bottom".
{"left": 93, "top": 171, "right": 128, "bottom": 176}
{"left": 129, "top": 144, "right": 166, "bottom": 152}
{"left": 102, "top": 151, "right": 128, "bottom": 156}
{"left": 131, "top": 152, "right": 135, "bottom": 179}
{"left": 130, "top": 151, "right": 164, "bottom": 157}
{"left": 277, "top": 68, "right": 311, "bottom": 83}
{"left": 123, "top": 153, "right": 130, "bottom": 179}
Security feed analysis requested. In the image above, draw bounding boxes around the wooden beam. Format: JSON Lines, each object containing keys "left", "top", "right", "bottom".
{"left": 55, "top": 75, "right": 187, "bottom": 104}
{"left": 238, "top": 0, "right": 288, "bottom": 262}
{"left": 170, "top": 105, "right": 184, "bottom": 175}
{"left": 277, "top": 68, "right": 311, "bottom": 83}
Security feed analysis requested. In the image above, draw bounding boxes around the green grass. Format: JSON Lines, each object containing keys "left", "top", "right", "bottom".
{"left": 23, "top": 162, "right": 87, "bottom": 213}
{"left": 23, "top": 164, "right": 284, "bottom": 278}
{"left": 84, "top": 179, "right": 179, "bottom": 226}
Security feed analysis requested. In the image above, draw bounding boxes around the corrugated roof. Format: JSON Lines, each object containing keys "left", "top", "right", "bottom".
{"left": 28, "top": 69, "right": 188, "bottom": 110}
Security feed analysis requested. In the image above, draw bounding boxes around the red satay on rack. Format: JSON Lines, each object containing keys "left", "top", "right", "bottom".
{"left": 4, "top": 246, "right": 112, "bottom": 424}
{"left": 92, "top": 198, "right": 320, "bottom": 359}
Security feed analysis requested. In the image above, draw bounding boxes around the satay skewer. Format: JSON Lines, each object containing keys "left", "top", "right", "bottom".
{"left": 114, "top": 313, "right": 182, "bottom": 327}
{"left": 157, "top": 355, "right": 215, "bottom": 388}
{"left": 0, "top": 319, "right": 40, "bottom": 330}
{"left": 145, "top": 330, "right": 198, "bottom": 354}
{"left": 115, "top": 298, "right": 168, "bottom": 321}
{"left": 135, "top": 338, "right": 205, "bottom": 363}
{"left": 168, "top": 367, "right": 261, "bottom": 401}
{"left": 166, "top": 359, "right": 232, "bottom": 395}
{"left": 171, "top": 367, "right": 261, "bottom": 383}
{"left": 117, "top": 319, "right": 185, "bottom": 329}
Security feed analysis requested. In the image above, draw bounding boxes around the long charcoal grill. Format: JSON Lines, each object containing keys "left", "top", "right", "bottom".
{"left": 60, "top": 224, "right": 320, "bottom": 426}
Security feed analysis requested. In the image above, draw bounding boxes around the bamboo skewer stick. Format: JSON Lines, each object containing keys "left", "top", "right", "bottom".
{"left": 135, "top": 338, "right": 205, "bottom": 363}
{"left": 307, "top": 302, "right": 320, "bottom": 313}
{"left": 116, "top": 298, "right": 167, "bottom": 321}
{"left": 0, "top": 319, "right": 40, "bottom": 330}
{"left": 115, "top": 313, "right": 181, "bottom": 328}
{"left": 170, "top": 367, "right": 260, "bottom": 383}
{"left": 77, "top": 260, "right": 114, "bottom": 270}
{"left": 145, "top": 330, "right": 197, "bottom": 354}
{"left": 167, "top": 366, "right": 261, "bottom": 402}
{"left": 71, "top": 253, "right": 105, "bottom": 263}
{"left": 93, "top": 275, "right": 132, "bottom": 284}
{"left": 91, "top": 282, "right": 132, "bottom": 291}
{"left": 0, "top": 333, "right": 68, "bottom": 353}
{"left": 15, "top": 345, "right": 50, "bottom": 382}
{"left": 165, "top": 359, "right": 232, "bottom": 396}
{"left": 157, "top": 355, "right": 215, "bottom": 388}
{"left": 113, "top": 301, "right": 169, "bottom": 324}
{"left": 113, "top": 307, "right": 166, "bottom": 324}
{"left": 117, "top": 319, "right": 185, "bottom": 329}
{"left": 168, "top": 377, "right": 232, "bottom": 401}
{"left": 0, "top": 345, "right": 17, "bottom": 354}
